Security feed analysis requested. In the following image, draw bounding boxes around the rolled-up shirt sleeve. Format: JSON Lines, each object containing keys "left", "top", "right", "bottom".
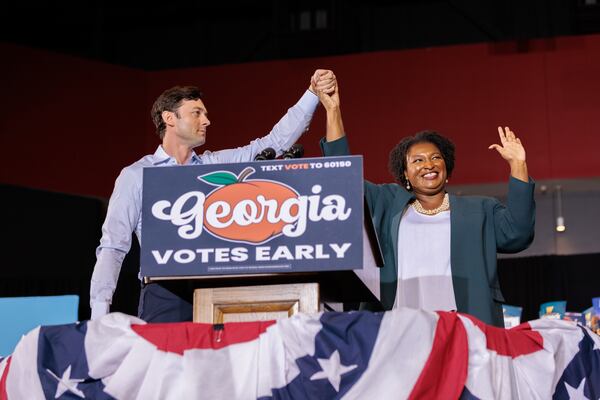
{"left": 202, "top": 90, "right": 319, "bottom": 163}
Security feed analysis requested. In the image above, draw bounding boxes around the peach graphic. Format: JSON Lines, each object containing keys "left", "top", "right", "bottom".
{"left": 199, "top": 167, "right": 299, "bottom": 243}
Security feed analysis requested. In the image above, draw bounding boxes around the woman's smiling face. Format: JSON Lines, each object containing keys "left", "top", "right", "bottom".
{"left": 404, "top": 141, "right": 448, "bottom": 196}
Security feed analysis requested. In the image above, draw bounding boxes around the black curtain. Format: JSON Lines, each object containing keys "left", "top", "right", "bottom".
{"left": 1, "top": 184, "right": 139, "bottom": 320}
{"left": 499, "top": 253, "right": 600, "bottom": 322}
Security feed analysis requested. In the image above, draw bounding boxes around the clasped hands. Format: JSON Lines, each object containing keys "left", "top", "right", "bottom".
{"left": 309, "top": 69, "right": 339, "bottom": 110}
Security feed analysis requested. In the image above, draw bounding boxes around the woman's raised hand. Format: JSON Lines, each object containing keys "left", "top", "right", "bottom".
{"left": 488, "top": 126, "right": 526, "bottom": 163}
{"left": 489, "top": 126, "right": 528, "bottom": 182}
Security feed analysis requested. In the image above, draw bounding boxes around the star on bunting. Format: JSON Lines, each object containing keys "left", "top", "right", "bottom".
{"left": 565, "top": 377, "right": 590, "bottom": 400}
{"left": 46, "top": 365, "right": 85, "bottom": 398}
{"left": 310, "top": 349, "right": 357, "bottom": 392}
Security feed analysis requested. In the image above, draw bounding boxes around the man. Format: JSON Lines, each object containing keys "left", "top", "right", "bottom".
{"left": 90, "top": 70, "right": 336, "bottom": 322}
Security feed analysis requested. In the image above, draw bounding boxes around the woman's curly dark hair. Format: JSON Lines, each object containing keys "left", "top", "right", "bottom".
{"left": 388, "top": 130, "right": 456, "bottom": 188}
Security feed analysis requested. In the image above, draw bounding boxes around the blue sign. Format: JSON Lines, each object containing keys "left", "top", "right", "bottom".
{"left": 141, "top": 156, "right": 363, "bottom": 278}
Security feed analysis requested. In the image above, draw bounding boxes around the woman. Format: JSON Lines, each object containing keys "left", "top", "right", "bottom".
{"left": 315, "top": 77, "right": 535, "bottom": 327}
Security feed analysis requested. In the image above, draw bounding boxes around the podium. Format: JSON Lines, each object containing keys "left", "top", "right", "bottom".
{"left": 145, "top": 262, "right": 380, "bottom": 323}
{"left": 190, "top": 268, "right": 380, "bottom": 323}
{"left": 140, "top": 155, "right": 381, "bottom": 323}
{"left": 193, "top": 282, "right": 319, "bottom": 323}
{"left": 155, "top": 210, "right": 382, "bottom": 323}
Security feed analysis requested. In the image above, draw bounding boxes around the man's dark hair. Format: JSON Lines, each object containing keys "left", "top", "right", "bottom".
{"left": 151, "top": 86, "right": 203, "bottom": 139}
{"left": 388, "top": 130, "right": 456, "bottom": 188}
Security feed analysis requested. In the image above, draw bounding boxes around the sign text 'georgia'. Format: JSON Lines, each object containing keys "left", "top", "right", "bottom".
{"left": 151, "top": 167, "right": 351, "bottom": 245}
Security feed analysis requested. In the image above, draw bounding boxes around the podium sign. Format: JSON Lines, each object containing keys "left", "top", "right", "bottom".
{"left": 141, "top": 156, "right": 363, "bottom": 278}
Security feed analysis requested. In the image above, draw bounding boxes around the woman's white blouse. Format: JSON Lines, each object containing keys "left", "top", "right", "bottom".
{"left": 394, "top": 206, "right": 457, "bottom": 312}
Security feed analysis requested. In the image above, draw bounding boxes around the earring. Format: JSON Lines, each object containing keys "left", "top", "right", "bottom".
{"left": 406, "top": 181, "right": 411, "bottom": 190}
{"left": 445, "top": 179, "right": 448, "bottom": 183}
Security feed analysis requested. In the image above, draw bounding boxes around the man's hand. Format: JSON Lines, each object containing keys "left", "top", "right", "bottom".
{"left": 489, "top": 126, "right": 529, "bottom": 182}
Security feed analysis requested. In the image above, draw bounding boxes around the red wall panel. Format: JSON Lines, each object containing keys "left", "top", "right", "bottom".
{"left": 545, "top": 35, "right": 600, "bottom": 179}
{"left": 2, "top": 34, "right": 600, "bottom": 198}
{"left": 0, "top": 44, "right": 147, "bottom": 198}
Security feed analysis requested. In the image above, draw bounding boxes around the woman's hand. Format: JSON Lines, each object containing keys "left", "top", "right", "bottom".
{"left": 309, "top": 70, "right": 335, "bottom": 95}
{"left": 488, "top": 126, "right": 525, "bottom": 162}
{"left": 312, "top": 72, "right": 344, "bottom": 142}
{"left": 311, "top": 71, "right": 340, "bottom": 112}
{"left": 489, "top": 126, "right": 529, "bottom": 182}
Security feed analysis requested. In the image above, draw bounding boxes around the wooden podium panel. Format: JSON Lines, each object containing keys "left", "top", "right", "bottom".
{"left": 193, "top": 283, "right": 319, "bottom": 323}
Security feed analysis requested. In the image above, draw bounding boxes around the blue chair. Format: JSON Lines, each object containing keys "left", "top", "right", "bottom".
{"left": 0, "top": 295, "right": 79, "bottom": 356}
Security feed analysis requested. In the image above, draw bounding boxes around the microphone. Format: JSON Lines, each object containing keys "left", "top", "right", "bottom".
{"left": 254, "top": 147, "right": 276, "bottom": 161}
{"left": 282, "top": 143, "right": 304, "bottom": 159}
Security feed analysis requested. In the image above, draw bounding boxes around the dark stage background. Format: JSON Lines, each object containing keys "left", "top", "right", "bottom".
{"left": 3, "top": 183, "right": 597, "bottom": 323}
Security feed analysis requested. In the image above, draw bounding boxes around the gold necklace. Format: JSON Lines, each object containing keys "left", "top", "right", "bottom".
{"left": 411, "top": 193, "right": 450, "bottom": 215}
